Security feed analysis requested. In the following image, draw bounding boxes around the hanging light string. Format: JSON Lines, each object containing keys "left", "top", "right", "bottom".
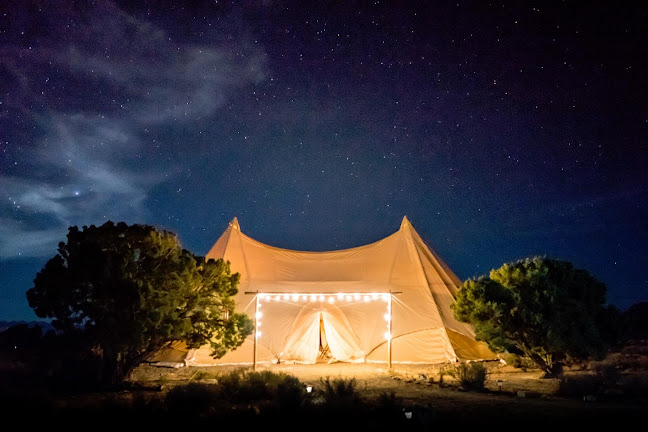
{"left": 250, "top": 292, "right": 397, "bottom": 342}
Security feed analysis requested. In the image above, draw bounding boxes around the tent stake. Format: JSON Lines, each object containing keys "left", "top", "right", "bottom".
{"left": 253, "top": 294, "right": 258, "bottom": 371}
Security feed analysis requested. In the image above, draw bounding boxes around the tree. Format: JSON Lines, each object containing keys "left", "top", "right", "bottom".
{"left": 27, "top": 221, "right": 253, "bottom": 385}
{"left": 622, "top": 302, "right": 648, "bottom": 340}
{"left": 452, "top": 256, "right": 619, "bottom": 377}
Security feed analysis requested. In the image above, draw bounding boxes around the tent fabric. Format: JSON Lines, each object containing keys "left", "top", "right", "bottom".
{"left": 154, "top": 217, "right": 495, "bottom": 366}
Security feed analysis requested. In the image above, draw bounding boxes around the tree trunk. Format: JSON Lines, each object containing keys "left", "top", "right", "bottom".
{"left": 522, "top": 350, "right": 563, "bottom": 378}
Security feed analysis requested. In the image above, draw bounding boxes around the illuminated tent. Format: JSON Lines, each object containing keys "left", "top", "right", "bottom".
{"left": 154, "top": 216, "right": 494, "bottom": 366}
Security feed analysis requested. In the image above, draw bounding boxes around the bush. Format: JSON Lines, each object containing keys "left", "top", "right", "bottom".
{"left": 275, "top": 375, "right": 307, "bottom": 409}
{"left": 164, "top": 371, "right": 307, "bottom": 417}
{"left": 165, "top": 383, "right": 219, "bottom": 416}
{"left": 502, "top": 353, "right": 536, "bottom": 371}
{"left": 320, "top": 377, "right": 362, "bottom": 406}
{"left": 216, "top": 370, "right": 296, "bottom": 403}
{"left": 448, "top": 362, "right": 488, "bottom": 391}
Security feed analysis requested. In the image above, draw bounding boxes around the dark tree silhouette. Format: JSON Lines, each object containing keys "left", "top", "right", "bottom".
{"left": 453, "top": 256, "right": 619, "bottom": 377}
{"left": 27, "top": 221, "right": 253, "bottom": 384}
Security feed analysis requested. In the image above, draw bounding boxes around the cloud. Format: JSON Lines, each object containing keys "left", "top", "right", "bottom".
{"left": 0, "top": 0, "right": 265, "bottom": 258}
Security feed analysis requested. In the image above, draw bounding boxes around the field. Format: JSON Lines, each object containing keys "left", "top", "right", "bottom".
{"left": 3, "top": 353, "right": 647, "bottom": 428}
{"left": 126, "top": 361, "right": 647, "bottom": 426}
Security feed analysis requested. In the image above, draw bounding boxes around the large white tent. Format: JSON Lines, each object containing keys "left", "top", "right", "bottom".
{"left": 154, "top": 217, "right": 494, "bottom": 366}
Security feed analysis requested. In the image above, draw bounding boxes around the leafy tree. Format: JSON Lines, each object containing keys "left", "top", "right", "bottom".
{"left": 27, "top": 221, "right": 253, "bottom": 384}
{"left": 622, "top": 302, "right": 648, "bottom": 340}
{"left": 452, "top": 256, "right": 619, "bottom": 377}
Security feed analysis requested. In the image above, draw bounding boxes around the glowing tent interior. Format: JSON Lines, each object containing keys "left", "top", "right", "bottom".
{"left": 151, "top": 216, "right": 494, "bottom": 366}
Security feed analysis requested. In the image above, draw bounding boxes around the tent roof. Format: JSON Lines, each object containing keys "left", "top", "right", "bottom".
{"left": 206, "top": 216, "right": 462, "bottom": 292}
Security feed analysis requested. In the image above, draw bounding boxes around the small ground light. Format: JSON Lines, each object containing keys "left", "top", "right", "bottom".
{"left": 404, "top": 410, "right": 413, "bottom": 420}
{"left": 497, "top": 379, "right": 503, "bottom": 391}
{"left": 306, "top": 385, "right": 313, "bottom": 393}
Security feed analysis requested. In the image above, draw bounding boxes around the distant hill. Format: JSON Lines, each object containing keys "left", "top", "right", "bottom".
{"left": 0, "top": 320, "right": 54, "bottom": 333}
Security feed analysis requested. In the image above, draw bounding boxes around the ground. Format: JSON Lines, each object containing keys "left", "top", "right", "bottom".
{"left": 128, "top": 361, "right": 647, "bottom": 425}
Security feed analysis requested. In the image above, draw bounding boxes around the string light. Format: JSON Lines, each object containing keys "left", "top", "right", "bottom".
{"left": 254, "top": 292, "right": 393, "bottom": 345}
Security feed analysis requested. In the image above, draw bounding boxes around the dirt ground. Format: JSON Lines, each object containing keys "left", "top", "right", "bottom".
{"left": 129, "top": 362, "right": 647, "bottom": 425}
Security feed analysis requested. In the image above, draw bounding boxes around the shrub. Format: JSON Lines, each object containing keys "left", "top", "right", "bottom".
{"left": 502, "top": 353, "right": 536, "bottom": 371}
{"left": 448, "top": 362, "right": 488, "bottom": 391}
{"left": 216, "top": 370, "right": 295, "bottom": 403}
{"left": 165, "top": 383, "right": 219, "bottom": 416}
{"left": 558, "top": 374, "right": 603, "bottom": 398}
{"left": 320, "top": 377, "right": 362, "bottom": 406}
{"left": 275, "top": 375, "right": 307, "bottom": 409}
{"left": 164, "top": 371, "right": 306, "bottom": 417}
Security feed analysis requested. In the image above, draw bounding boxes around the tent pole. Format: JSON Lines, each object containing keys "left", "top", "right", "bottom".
{"left": 388, "top": 294, "right": 393, "bottom": 369}
{"left": 253, "top": 294, "right": 258, "bottom": 371}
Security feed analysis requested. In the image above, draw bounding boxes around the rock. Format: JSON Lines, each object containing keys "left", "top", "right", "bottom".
{"left": 516, "top": 391, "right": 526, "bottom": 398}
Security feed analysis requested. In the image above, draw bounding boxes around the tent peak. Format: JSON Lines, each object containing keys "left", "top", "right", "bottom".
{"left": 400, "top": 215, "right": 411, "bottom": 229}
{"left": 230, "top": 217, "right": 240, "bottom": 230}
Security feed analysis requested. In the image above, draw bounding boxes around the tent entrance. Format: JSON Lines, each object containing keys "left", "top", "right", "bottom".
{"left": 317, "top": 313, "right": 332, "bottom": 362}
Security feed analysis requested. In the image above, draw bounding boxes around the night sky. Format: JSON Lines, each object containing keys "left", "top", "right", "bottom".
{"left": 1, "top": 1, "right": 646, "bottom": 321}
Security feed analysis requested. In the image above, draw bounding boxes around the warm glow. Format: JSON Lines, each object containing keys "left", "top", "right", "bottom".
{"left": 327, "top": 297, "right": 335, "bottom": 304}
{"left": 345, "top": 295, "right": 352, "bottom": 301}
{"left": 384, "top": 332, "right": 391, "bottom": 340}
{"left": 318, "top": 294, "right": 325, "bottom": 302}
{"left": 301, "top": 295, "right": 307, "bottom": 301}
{"left": 256, "top": 312, "right": 263, "bottom": 319}
{"left": 353, "top": 293, "right": 360, "bottom": 301}
{"left": 363, "top": 295, "right": 371, "bottom": 302}
{"left": 384, "top": 313, "right": 390, "bottom": 322}
{"left": 256, "top": 331, "right": 262, "bottom": 338}
{"left": 291, "top": 294, "right": 299, "bottom": 301}
{"left": 282, "top": 294, "right": 290, "bottom": 300}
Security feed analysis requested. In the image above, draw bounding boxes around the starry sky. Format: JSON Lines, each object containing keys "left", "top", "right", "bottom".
{"left": 1, "top": 1, "right": 646, "bottom": 321}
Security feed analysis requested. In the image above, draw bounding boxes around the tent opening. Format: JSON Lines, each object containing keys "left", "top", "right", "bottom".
{"left": 317, "top": 313, "right": 331, "bottom": 362}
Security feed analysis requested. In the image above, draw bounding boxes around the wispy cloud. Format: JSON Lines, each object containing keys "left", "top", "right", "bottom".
{"left": 0, "top": 0, "right": 265, "bottom": 258}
